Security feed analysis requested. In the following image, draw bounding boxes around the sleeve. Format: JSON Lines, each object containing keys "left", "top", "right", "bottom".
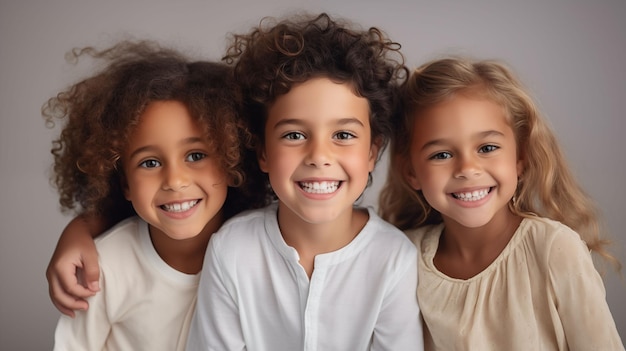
{"left": 371, "top": 243, "right": 424, "bottom": 351}
{"left": 52, "top": 268, "right": 111, "bottom": 351}
{"left": 547, "top": 228, "right": 625, "bottom": 351}
{"left": 186, "top": 234, "right": 246, "bottom": 351}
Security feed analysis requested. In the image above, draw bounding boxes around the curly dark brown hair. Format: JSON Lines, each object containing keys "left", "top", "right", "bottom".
{"left": 222, "top": 12, "right": 408, "bottom": 202}
{"left": 43, "top": 40, "right": 265, "bottom": 226}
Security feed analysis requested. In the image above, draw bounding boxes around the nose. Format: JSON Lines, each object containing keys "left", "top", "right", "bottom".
{"left": 162, "top": 162, "right": 191, "bottom": 191}
{"left": 454, "top": 153, "right": 482, "bottom": 179}
{"left": 304, "top": 138, "right": 332, "bottom": 168}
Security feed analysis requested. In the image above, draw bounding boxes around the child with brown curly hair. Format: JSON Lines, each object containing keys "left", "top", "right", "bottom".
{"left": 379, "top": 57, "right": 623, "bottom": 350}
{"left": 45, "top": 40, "right": 264, "bottom": 351}
{"left": 185, "top": 13, "right": 423, "bottom": 350}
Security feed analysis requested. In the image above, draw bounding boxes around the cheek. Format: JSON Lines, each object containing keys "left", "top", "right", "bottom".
{"left": 124, "top": 173, "right": 152, "bottom": 203}
{"left": 495, "top": 158, "right": 521, "bottom": 187}
{"left": 351, "top": 148, "right": 375, "bottom": 174}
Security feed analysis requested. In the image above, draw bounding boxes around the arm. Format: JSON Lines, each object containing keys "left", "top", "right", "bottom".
{"left": 548, "top": 228, "right": 625, "bottom": 350}
{"left": 372, "top": 246, "right": 424, "bottom": 351}
{"left": 46, "top": 214, "right": 108, "bottom": 317}
{"left": 186, "top": 235, "right": 246, "bottom": 351}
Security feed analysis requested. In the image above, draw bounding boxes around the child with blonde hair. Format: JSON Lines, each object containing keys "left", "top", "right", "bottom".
{"left": 380, "top": 57, "right": 623, "bottom": 350}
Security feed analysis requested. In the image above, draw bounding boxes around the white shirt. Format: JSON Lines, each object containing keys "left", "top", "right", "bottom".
{"left": 186, "top": 204, "right": 423, "bottom": 351}
{"left": 54, "top": 217, "right": 199, "bottom": 351}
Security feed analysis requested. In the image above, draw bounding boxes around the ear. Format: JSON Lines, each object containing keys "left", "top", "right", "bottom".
{"left": 258, "top": 147, "right": 269, "bottom": 173}
{"left": 516, "top": 158, "right": 524, "bottom": 178}
{"left": 367, "top": 140, "right": 381, "bottom": 172}
{"left": 120, "top": 174, "right": 131, "bottom": 201}
{"left": 401, "top": 156, "right": 421, "bottom": 191}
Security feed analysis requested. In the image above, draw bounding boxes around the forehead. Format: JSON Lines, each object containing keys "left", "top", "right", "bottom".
{"left": 128, "top": 100, "right": 202, "bottom": 145}
{"left": 266, "top": 77, "right": 370, "bottom": 128}
{"left": 412, "top": 95, "right": 511, "bottom": 142}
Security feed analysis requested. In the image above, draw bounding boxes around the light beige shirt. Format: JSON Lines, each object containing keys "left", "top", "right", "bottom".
{"left": 408, "top": 217, "right": 624, "bottom": 351}
{"left": 54, "top": 217, "right": 198, "bottom": 351}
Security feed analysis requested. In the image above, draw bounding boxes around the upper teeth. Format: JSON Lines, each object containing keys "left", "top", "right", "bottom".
{"left": 453, "top": 189, "right": 489, "bottom": 202}
{"left": 300, "top": 181, "right": 339, "bottom": 194}
{"left": 162, "top": 200, "right": 198, "bottom": 212}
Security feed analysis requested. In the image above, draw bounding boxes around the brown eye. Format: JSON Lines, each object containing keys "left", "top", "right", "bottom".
{"left": 334, "top": 131, "right": 355, "bottom": 140}
{"left": 479, "top": 145, "right": 498, "bottom": 153}
{"left": 139, "top": 159, "right": 160, "bottom": 168}
{"left": 186, "top": 152, "right": 207, "bottom": 162}
{"left": 430, "top": 152, "right": 451, "bottom": 160}
{"left": 283, "top": 132, "right": 305, "bottom": 140}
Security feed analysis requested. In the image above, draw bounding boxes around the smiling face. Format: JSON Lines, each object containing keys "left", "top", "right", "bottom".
{"left": 122, "top": 100, "right": 228, "bottom": 240}
{"left": 259, "top": 77, "right": 378, "bottom": 226}
{"left": 405, "top": 94, "right": 523, "bottom": 229}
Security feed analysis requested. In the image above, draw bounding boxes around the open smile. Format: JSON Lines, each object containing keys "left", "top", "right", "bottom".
{"left": 451, "top": 187, "right": 493, "bottom": 202}
{"left": 160, "top": 199, "right": 200, "bottom": 213}
{"left": 298, "top": 181, "right": 341, "bottom": 194}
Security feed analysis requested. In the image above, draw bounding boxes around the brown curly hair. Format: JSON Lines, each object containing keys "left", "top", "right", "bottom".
{"left": 222, "top": 12, "right": 408, "bottom": 202}
{"left": 43, "top": 40, "right": 265, "bottom": 226}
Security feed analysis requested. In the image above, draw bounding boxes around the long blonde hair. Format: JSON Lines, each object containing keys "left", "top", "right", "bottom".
{"left": 380, "top": 57, "right": 618, "bottom": 267}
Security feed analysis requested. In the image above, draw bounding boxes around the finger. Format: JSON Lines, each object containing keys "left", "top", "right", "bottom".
{"left": 80, "top": 252, "right": 101, "bottom": 292}
{"left": 50, "top": 259, "right": 98, "bottom": 299}
{"left": 53, "top": 300, "right": 76, "bottom": 318}
{"left": 48, "top": 274, "right": 89, "bottom": 316}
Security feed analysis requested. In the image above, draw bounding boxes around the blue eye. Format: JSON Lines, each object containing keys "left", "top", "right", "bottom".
{"left": 479, "top": 145, "right": 499, "bottom": 153}
{"left": 139, "top": 159, "right": 160, "bottom": 168}
{"left": 186, "top": 152, "right": 207, "bottom": 162}
{"left": 430, "top": 152, "right": 452, "bottom": 160}
{"left": 283, "top": 132, "right": 305, "bottom": 140}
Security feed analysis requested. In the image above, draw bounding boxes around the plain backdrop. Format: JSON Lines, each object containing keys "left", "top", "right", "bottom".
{"left": 1, "top": 0, "right": 624, "bottom": 349}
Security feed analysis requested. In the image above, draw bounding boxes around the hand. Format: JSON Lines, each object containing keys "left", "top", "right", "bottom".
{"left": 46, "top": 215, "right": 105, "bottom": 317}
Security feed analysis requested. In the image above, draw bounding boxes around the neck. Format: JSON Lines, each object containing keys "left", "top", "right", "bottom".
{"left": 277, "top": 203, "right": 368, "bottom": 277}
{"left": 149, "top": 214, "right": 222, "bottom": 274}
{"left": 435, "top": 207, "right": 522, "bottom": 279}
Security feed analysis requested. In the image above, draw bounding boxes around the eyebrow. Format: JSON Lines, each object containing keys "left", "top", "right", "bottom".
{"left": 420, "top": 130, "right": 506, "bottom": 151}
{"left": 128, "top": 136, "right": 205, "bottom": 159}
{"left": 272, "top": 117, "right": 365, "bottom": 129}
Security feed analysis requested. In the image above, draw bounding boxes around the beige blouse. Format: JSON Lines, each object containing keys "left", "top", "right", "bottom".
{"left": 408, "top": 217, "right": 624, "bottom": 351}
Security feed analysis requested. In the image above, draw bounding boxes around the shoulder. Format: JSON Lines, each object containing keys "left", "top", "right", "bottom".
{"left": 520, "top": 216, "right": 588, "bottom": 256}
{"left": 92, "top": 217, "right": 151, "bottom": 291}
{"left": 210, "top": 206, "right": 272, "bottom": 249}
{"left": 216, "top": 206, "right": 268, "bottom": 234}
{"left": 404, "top": 223, "right": 444, "bottom": 253}
{"left": 365, "top": 209, "right": 417, "bottom": 258}
{"left": 367, "top": 210, "right": 410, "bottom": 241}
{"left": 519, "top": 217, "right": 592, "bottom": 275}
{"left": 94, "top": 216, "right": 143, "bottom": 254}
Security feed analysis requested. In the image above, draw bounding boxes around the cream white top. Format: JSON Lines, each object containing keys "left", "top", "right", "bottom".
{"left": 408, "top": 216, "right": 624, "bottom": 351}
{"left": 186, "top": 203, "right": 423, "bottom": 351}
{"left": 54, "top": 217, "right": 199, "bottom": 351}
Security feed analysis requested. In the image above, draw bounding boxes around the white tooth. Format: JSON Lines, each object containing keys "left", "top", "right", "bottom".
{"left": 300, "top": 181, "right": 339, "bottom": 194}
{"left": 454, "top": 189, "right": 489, "bottom": 202}
{"left": 163, "top": 200, "right": 198, "bottom": 212}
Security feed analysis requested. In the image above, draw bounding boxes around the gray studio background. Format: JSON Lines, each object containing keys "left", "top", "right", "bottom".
{"left": 1, "top": 0, "right": 624, "bottom": 349}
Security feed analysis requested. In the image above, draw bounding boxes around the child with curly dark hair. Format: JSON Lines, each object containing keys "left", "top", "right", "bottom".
{"left": 185, "top": 13, "right": 423, "bottom": 350}
{"left": 45, "top": 40, "right": 264, "bottom": 351}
